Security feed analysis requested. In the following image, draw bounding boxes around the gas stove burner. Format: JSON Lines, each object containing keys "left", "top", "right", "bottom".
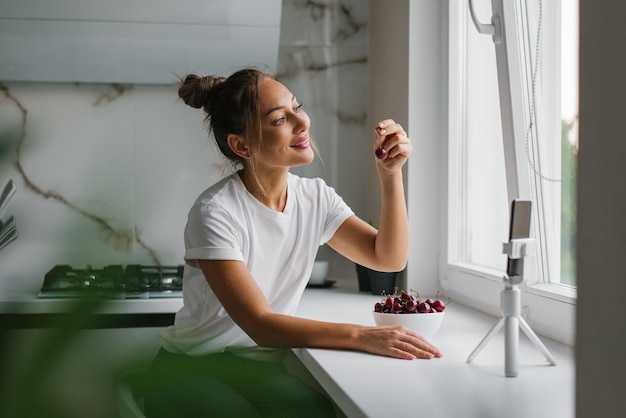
{"left": 123, "top": 264, "right": 184, "bottom": 295}
{"left": 38, "top": 264, "right": 184, "bottom": 299}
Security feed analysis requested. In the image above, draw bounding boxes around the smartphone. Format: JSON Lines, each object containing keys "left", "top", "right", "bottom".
{"left": 506, "top": 199, "right": 532, "bottom": 278}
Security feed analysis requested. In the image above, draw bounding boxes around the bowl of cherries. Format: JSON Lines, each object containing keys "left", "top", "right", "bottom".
{"left": 372, "top": 289, "right": 449, "bottom": 341}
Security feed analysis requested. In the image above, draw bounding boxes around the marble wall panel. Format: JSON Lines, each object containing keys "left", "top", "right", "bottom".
{"left": 0, "top": 0, "right": 369, "bottom": 294}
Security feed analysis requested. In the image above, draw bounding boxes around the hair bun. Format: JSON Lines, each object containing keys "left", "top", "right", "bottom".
{"left": 178, "top": 74, "right": 226, "bottom": 110}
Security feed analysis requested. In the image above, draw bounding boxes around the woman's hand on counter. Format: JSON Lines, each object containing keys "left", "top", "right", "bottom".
{"left": 357, "top": 325, "right": 442, "bottom": 360}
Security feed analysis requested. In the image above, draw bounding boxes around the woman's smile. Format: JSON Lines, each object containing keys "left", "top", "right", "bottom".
{"left": 291, "top": 137, "right": 310, "bottom": 149}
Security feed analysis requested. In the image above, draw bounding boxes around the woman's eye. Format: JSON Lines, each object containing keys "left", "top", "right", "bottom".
{"left": 271, "top": 104, "right": 303, "bottom": 125}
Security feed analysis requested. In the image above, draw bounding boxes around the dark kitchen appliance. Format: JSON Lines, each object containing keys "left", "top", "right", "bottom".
{"left": 38, "top": 264, "right": 184, "bottom": 299}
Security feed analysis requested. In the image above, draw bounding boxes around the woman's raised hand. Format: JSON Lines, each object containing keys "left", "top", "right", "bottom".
{"left": 373, "top": 119, "right": 412, "bottom": 175}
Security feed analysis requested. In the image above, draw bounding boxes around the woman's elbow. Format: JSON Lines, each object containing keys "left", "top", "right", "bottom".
{"left": 239, "top": 314, "right": 282, "bottom": 348}
{"left": 373, "top": 258, "right": 407, "bottom": 273}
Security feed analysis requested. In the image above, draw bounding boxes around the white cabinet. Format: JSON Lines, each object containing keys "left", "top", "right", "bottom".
{"left": 0, "top": 0, "right": 282, "bottom": 84}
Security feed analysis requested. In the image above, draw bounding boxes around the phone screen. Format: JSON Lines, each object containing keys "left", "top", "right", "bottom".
{"left": 506, "top": 200, "right": 532, "bottom": 277}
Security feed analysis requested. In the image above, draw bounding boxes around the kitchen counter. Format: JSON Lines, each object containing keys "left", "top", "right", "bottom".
{"left": 0, "top": 280, "right": 575, "bottom": 417}
{"left": 0, "top": 293, "right": 184, "bottom": 314}
{"left": 0, "top": 293, "right": 184, "bottom": 328}
{"left": 293, "top": 280, "right": 575, "bottom": 418}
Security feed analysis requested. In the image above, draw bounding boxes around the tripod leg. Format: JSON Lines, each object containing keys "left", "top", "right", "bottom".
{"left": 519, "top": 317, "right": 557, "bottom": 365}
{"left": 467, "top": 317, "right": 505, "bottom": 363}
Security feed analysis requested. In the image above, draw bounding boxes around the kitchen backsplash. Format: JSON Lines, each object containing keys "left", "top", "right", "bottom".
{"left": 0, "top": 0, "right": 368, "bottom": 295}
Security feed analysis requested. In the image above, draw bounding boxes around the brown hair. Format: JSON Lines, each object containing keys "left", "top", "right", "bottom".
{"left": 178, "top": 68, "right": 275, "bottom": 167}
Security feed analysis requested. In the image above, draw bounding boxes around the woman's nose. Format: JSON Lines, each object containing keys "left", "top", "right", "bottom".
{"left": 295, "top": 111, "right": 310, "bottom": 132}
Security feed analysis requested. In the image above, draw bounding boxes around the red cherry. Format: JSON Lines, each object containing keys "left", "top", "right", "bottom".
{"left": 417, "top": 302, "right": 431, "bottom": 313}
{"left": 432, "top": 300, "right": 446, "bottom": 312}
{"left": 375, "top": 148, "right": 387, "bottom": 159}
{"left": 404, "top": 299, "right": 418, "bottom": 313}
{"left": 391, "top": 301, "right": 404, "bottom": 313}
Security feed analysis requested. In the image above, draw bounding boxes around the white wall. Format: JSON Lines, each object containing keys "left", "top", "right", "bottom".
{"left": 368, "top": 0, "right": 445, "bottom": 295}
{"left": 576, "top": 1, "right": 626, "bottom": 416}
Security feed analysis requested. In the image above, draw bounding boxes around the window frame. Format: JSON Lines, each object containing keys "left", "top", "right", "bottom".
{"left": 443, "top": 0, "right": 576, "bottom": 346}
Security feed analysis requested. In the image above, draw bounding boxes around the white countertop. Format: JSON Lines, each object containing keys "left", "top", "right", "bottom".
{"left": 294, "top": 280, "right": 575, "bottom": 418}
{"left": 0, "top": 292, "right": 184, "bottom": 314}
{"left": 1, "top": 280, "right": 575, "bottom": 417}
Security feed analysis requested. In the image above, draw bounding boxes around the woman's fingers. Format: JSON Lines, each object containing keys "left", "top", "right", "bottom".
{"left": 373, "top": 120, "right": 411, "bottom": 162}
{"left": 399, "top": 330, "right": 442, "bottom": 359}
{"left": 362, "top": 325, "right": 442, "bottom": 360}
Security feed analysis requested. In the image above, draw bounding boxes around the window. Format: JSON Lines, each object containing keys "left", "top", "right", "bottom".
{"left": 445, "top": 0, "right": 577, "bottom": 345}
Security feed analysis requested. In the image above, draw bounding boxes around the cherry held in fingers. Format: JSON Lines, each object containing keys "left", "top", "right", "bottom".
{"left": 375, "top": 147, "right": 387, "bottom": 159}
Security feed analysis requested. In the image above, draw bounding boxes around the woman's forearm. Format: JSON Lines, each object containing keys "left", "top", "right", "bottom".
{"left": 251, "top": 312, "right": 361, "bottom": 349}
{"left": 249, "top": 311, "right": 440, "bottom": 360}
{"left": 375, "top": 172, "right": 409, "bottom": 271}
{"left": 370, "top": 119, "right": 412, "bottom": 272}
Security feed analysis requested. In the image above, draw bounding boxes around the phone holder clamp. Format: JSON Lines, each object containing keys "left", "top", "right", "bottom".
{"left": 502, "top": 238, "right": 536, "bottom": 259}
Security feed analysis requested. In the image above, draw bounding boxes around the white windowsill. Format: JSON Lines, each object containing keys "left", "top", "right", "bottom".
{"left": 442, "top": 264, "right": 577, "bottom": 346}
{"left": 527, "top": 283, "right": 577, "bottom": 304}
{"left": 295, "top": 278, "right": 575, "bottom": 418}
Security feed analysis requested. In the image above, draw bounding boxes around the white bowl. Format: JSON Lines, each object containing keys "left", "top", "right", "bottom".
{"left": 372, "top": 311, "right": 445, "bottom": 341}
{"left": 308, "top": 261, "right": 329, "bottom": 285}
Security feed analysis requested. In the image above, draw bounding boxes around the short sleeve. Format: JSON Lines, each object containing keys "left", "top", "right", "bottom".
{"left": 318, "top": 180, "right": 354, "bottom": 244}
{"left": 183, "top": 202, "right": 245, "bottom": 268}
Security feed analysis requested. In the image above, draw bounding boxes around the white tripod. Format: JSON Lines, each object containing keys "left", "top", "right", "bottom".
{"left": 466, "top": 238, "right": 556, "bottom": 377}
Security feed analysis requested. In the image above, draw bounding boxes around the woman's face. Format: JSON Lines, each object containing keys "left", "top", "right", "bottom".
{"left": 253, "top": 77, "right": 314, "bottom": 170}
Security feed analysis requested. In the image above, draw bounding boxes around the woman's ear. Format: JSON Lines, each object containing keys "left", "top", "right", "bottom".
{"left": 227, "top": 134, "right": 250, "bottom": 159}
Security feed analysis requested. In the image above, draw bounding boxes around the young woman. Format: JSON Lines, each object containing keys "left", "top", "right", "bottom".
{"left": 144, "top": 68, "right": 441, "bottom": 418}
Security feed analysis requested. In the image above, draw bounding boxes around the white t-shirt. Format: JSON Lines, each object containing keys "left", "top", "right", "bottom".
{"left": 159, "top": 172, "right": 354, "bottom": 360}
